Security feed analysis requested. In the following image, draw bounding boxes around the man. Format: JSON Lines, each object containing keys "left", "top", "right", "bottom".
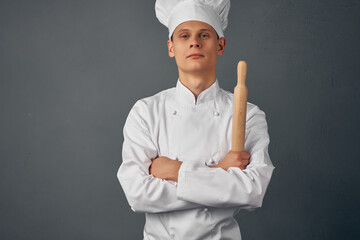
{"left": 117, "top": 0, "right": 275, "bottom": 239}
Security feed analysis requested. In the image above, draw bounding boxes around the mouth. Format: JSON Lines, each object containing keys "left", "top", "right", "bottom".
{"left": 187, "top": 53, "right": 205, "bottom": 58}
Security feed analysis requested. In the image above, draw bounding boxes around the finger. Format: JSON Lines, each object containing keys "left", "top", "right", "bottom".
{"left": 240, "top": 164, "right": 247, "bottom": 170}
{"left": 241, "top": 151, "right": 250, "bottom": 160}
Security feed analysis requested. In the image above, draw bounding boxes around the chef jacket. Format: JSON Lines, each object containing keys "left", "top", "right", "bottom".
{"left": 117, "top": 79, "right": 275, "bottom": 240}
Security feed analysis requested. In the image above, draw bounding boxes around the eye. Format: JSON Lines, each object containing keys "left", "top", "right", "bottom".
{"left": 180, "top": 34, "right": 189, "bottom": 39}
{"left": 200, "top": 33, "right": 209, "bottom": 38}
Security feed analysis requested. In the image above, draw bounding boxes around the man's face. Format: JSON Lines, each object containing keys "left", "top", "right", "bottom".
{"left": 167, "top": 21, "right": 226, "bottom": 75}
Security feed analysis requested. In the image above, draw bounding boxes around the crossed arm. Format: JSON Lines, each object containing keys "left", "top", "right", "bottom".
{"left": 149, "top": 151, "right": 251, "bottom": 182}
{"left": 118, "top": 100, "right": 274, "bottom": 213}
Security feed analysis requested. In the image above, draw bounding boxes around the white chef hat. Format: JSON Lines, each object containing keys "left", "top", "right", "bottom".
{"left": 155, "top": 0, "right": 230, "bottom": 39}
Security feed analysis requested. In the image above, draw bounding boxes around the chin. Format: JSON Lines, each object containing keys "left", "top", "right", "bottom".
{"left": 184, "top": 62, "right": 211, "bottom": 71}
{"left": 190, "top": 66, "right": 213, "bottom": 73}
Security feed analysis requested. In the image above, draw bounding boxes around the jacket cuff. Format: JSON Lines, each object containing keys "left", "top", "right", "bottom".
{"left": 176, "top": 161, "right": 208, "bottom": 200}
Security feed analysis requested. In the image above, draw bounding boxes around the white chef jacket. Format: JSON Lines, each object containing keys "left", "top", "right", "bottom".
{"left": 117, "top": 79, "right": 275, "bottom": 240}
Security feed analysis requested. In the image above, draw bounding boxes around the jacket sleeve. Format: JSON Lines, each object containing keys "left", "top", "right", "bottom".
{"left": 117, "top": 100, "right": 203, "bottom": 213}
{"left": 176, "top": 105, "right": 275, "bottom": 209}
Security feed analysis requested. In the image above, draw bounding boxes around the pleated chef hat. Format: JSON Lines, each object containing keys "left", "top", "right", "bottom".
{"left": 155, "top": 0, "right": 230, "bottom": 39}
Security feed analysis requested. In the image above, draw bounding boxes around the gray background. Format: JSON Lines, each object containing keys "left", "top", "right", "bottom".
{"left": 1, "top": 0, "right": 359, "bottom": 239}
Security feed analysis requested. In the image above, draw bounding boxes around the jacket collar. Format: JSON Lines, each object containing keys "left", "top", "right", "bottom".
{"left": 175, "top": 79, "right": 220, "bottom": 106}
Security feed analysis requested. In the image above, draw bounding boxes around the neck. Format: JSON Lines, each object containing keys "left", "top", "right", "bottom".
{"left": 178, "top": 70, "right": 216, "bottom": 100}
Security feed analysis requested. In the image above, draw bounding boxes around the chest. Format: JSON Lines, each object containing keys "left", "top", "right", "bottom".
{"left": 153, "top": 103, "right": 233, "bottom": 164}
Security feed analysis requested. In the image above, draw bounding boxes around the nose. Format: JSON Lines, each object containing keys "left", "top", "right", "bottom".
{"left": 190, "top": 36, "right": 201, "bottom": 48}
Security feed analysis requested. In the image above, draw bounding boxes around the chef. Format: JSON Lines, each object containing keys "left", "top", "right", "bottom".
{"left": 117, "top": 0, "right": 275, "bottom": 239}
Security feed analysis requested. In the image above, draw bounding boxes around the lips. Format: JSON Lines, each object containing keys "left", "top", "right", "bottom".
{"left": 187, "top": 53, "right": 204, "bottom": 58}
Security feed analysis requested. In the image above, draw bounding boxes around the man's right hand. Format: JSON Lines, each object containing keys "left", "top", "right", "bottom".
{"left": 210, "top": 151, "right": 250, "bottom": 170}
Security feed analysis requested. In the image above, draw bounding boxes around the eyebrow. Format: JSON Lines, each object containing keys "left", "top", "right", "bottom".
{"left": 176, "top": 28, "right": 212, "bottom": 33}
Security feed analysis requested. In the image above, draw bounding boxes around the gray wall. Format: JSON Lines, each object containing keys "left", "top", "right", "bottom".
{"left": 1, "top": 0, "right": 359, "bottom": 239}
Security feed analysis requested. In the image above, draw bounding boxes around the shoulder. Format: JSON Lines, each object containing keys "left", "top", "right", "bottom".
{"left": 128, "top": 86, "right": 175, "bottom": 118}
{"left": 135, "top": 87, "right": 174, "bottom": 107}
{"left": 124, "top": 87, "right": 175, "bottom": 130}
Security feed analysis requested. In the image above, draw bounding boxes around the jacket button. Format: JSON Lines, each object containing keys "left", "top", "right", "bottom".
{"left": 213, "top": 111, "right": 220, "bottom": 116}
{"left": 173, "top": 110, "right": 177, "bottom": 115}
{"left": 203, "top": 208, "right": 208, "bottom": 212}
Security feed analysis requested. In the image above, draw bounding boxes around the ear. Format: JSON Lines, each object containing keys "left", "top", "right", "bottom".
{"left": 217, "top": 37, "right": 226, "bottom": 56}
{"left": 167, "top": 40, "right": 175, "bottom": 58}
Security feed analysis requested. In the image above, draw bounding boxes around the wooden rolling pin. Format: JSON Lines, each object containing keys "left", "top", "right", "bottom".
{"left": 231, "top": 61, "right": 248, "bottom": 152}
